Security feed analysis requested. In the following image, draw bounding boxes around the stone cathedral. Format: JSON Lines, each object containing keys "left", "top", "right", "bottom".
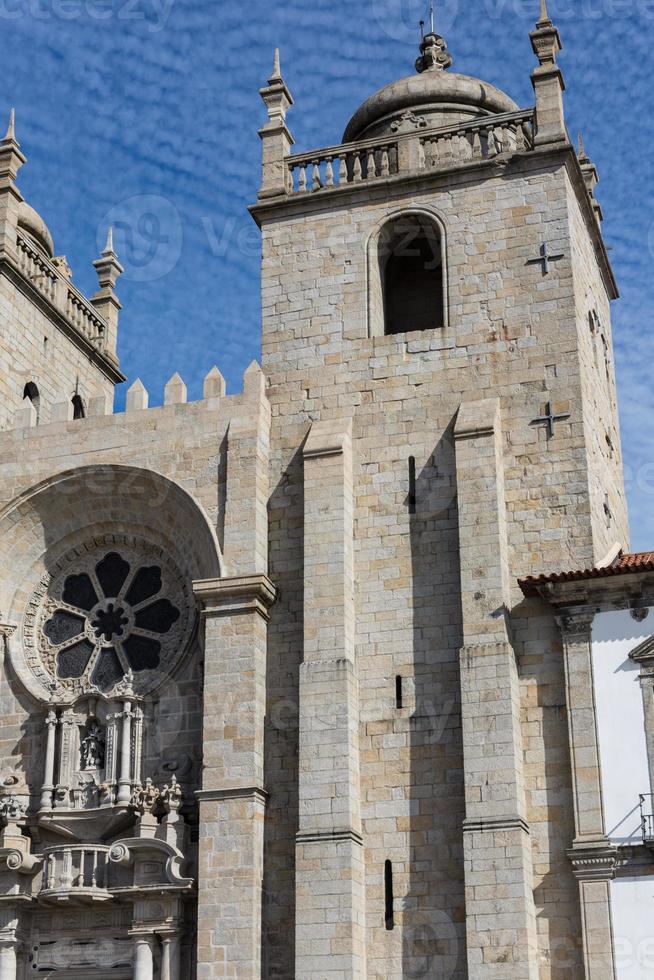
{"left": 2, "top": 3, "right": 654, "bottom": 979}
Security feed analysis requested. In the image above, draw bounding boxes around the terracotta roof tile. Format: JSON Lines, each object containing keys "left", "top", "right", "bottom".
{"left": 519, "top": 552, "right": 654, "bottom": 596}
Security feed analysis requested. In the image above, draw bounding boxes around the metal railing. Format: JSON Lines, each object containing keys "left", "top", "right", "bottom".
{"left": 639, "top": 794, "right": 654, "bottom": 842}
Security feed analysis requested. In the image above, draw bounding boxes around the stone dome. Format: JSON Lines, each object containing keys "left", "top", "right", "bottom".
{"left": 17, "top": 200, "right": 54, "bottom": 258}
{"left": 343, "top": 32, "right": 518, "bottom": 143}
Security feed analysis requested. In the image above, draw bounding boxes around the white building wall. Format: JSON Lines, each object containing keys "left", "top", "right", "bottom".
{"left": 611, "top": 877, "right": 654, "bottom": 979}
{"left": 593, "top": 609, "right": 650, "bottom": 844}
{"left": 593, "top": 609, "right": 654, "bottom": 978}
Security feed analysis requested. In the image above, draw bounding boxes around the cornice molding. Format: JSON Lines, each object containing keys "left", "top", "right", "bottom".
{"left": 567, "top": 840, "right": 618, "bottom": 881}
{"left": 193, "top": 574, "right": 277, "bottom": 619}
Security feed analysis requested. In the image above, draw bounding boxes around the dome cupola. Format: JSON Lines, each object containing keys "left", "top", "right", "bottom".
{"left": 343, "top": 28, "right": 518, "bottom": 143}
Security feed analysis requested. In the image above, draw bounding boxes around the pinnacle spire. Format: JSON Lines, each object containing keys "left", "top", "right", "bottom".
{"left": 260, "top": 46, "right": 294, "bottom": 126}
{"left": 270, "top": 48, "right": 282, "bottom": 84}
{"left": 577, "top": 132, "right": 590, "bottom": 162}
{"left": 5, "top": 109, "right": 16, "bottom": 141}
{"left": 102, "top": 226, "right": 115, "bottom": 256}
{"left": 0, "top": 106, "right": 26, "bottom": 177}
{"left": 538, "top": 0, "right": 552, "bottom": 25}
{"left": 3, "top": 108, "right": 15, "bottom": 144}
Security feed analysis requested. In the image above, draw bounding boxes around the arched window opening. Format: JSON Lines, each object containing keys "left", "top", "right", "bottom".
{"left": 23, "top": 381, "right": 40, "bottom": 420}
{"left": 378, "top": 214, "right": 444, "bottom": 336}
{"left": 72, "top": 394, "right": 86, "bottom": 420}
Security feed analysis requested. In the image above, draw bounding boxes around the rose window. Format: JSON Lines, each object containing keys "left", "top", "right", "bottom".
{"left": 25, "top": 536, "right": 195, "bottom": 699}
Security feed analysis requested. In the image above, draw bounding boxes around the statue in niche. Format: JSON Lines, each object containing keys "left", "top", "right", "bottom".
{"left": 80, "top": 720, "right": 105, "bottom": 771}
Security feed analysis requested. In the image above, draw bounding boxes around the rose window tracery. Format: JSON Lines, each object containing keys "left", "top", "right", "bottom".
{"left": 24, "top": 535, "right": 195, "bottom": 700}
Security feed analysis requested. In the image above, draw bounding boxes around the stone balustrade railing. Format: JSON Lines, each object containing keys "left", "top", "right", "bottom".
{"left": 41, "top": 843, "right": 111, "bottom": 901}
{"left": 15, "top": 232, "right": 107, "bottom": 353}
{"left": 285, "top": 108, "right": 535, "bottom": 196}
{"left": 287, "top": 134, "right": 399, "bottom": 194}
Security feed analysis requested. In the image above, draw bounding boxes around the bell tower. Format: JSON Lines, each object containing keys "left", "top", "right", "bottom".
{"left": 251, "top": 4, "right": 626, "bottom": 978}
{"left": 0, "top": 111, "right": 125, "bottom": 431}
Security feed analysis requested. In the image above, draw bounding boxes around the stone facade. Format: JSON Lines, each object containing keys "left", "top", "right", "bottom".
{"left": 0, "top": 5, "right": 639, "bottom": 979}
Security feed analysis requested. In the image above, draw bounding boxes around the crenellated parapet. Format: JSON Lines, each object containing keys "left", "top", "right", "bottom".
{"left": 8, "top": 361, "right": 263, "bottom": 433}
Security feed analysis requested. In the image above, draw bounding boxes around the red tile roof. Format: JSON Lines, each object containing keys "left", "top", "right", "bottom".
{"left": 519, "top": 551, "right": 654, "bottom": 596}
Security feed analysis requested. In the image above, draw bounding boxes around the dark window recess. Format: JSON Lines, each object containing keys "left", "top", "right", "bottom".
{"left": 125, "top": 565, "right": 162, "bottom": 606}
{"left": 135, "top": 599, "right": 180, "bottom": 634}
{"left": 23, "top": 381, "right": 40, "bottom": 406}
{"left": 43, "top": 610, "right": 85, "bottom": 646}
{"left": 96, "top": 552, "right": 131, "bottom": 599}
{"left": 62, "top": 573, "right": 98, "bottom": 612}
{"left": 395, "top": 676, "right": 403, "bottom": 710}
{"left": 384, "top": 860, "right": 394, "bottom": 931}
{"left": 380, "top": 216, "right": 444, "bottom": 336}
{"left": 91, "top": 648, "right": 125, "bottom": 693}
{"left": 57, "top": 639, "right": 95, "bottom": 679}
{"left": 408, "top": 456, "right": 416, "bottom": 514}
{"left": 123, "top": 634, "right": 162, "bottom": 672}
{"left": 71, "top": 394, "right": 85, "bottom": 420}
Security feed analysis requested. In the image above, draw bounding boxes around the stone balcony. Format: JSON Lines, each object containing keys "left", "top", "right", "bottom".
{"left": 283, "top": 108, "right": 536, "bottom": 197}
{"left": 40, "top": 843, "right": 113, "bottom": 905}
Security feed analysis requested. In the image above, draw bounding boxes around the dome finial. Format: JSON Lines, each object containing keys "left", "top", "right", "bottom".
{"left": 415, "top": 27, "right": 452, "bottom": 73}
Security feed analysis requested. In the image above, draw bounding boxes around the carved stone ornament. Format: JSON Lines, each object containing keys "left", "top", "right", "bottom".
{"left": 415, "top": 31, "right": 453, "bottom": 73}
{"left": 568, "top": 842, "right": 618, "bottom": 881}
{"left": 0, "top": 795, "right": 25, "bottom": 824}
{"left": 19, "top": 533, "right": 196, "bottom": 703}
{"left": 33, "top": 938, "right": 133, "bottom": 971}
{"left": 554, "top": 610, "right": 594, "bottom": 640}
{"left": 390, "top": 110, "right": 428, "bottom": 135}
{"left": 134, "top": 777, "right": 160, "bottom": 816}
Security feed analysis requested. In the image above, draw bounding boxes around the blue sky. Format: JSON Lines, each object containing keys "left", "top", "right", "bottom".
{"left": 2, "top": 0, "right": 654, "bottom": 547}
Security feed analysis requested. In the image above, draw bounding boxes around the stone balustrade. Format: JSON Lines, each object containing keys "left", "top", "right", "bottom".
{"left": 41, "top": 843, "right": 112, "bottom": 903}
{"left": 287, "top": 135, "right": 399, "bottom": 194}
{"left": 285, "top": 108, "right": 535, "bottom": 195}
{"left": 421, "top": 108, "right": 535, "bottom": 168}
{"left": 15, "top": 232, "right": 108, "bottom": 354}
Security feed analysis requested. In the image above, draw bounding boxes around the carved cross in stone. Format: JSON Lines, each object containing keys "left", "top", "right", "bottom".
{"left": 530, "top": 402, "right": 571, "bottom": 439}
{"left": 527, "top": 242, "right": 565, "bottom": 275}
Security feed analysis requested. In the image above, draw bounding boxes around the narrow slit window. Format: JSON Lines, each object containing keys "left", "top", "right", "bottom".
{"left": 384, "top": 860, "right": 394, "bottom": 930}
{"left": 72, "top": 394, "right": 86, "bottom": 420}
{"left": 408, "top": 456, "right": 416, "bottom": 514}
{"left": 395, "top": 675, "right": 403, "bottom": 710}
